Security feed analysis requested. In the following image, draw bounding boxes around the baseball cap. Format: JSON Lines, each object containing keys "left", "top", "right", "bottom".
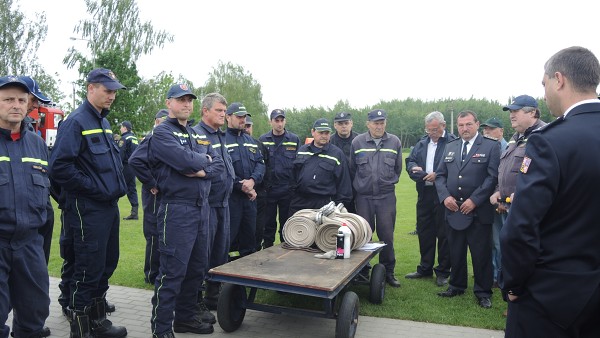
{"left": 312, "top": 118, "right": 332, "bottom": 132}
{"left": 155, "top": 109, "right": 168, "bottom": 119}
{"left": 270, "top": 109, "right": 285, "bottom": 120}
{"left": 121, "top": 121, "right": 132, "bottom": 131}
{"left": 245, "top": 116, "right": 253, "bottom": 125}
{"left": 226, "top": 102, "right": 251, "bottom": 117}
{"left": 167, "top": 83, "right": 197, "bottom": 99}
{"left": 86, "top": 68, "right": 126, "bottom": 90}
{"left": 0, "top": 75, "right": 30, "bottom": 92}
{"left": 334, "top": 112, "right": 352, "bottom": 122}
{"left": 368, "top": 109, "right": 387, "bottom": 121}
{"left": 502, "top": 95, "right": 538, "bottom": 111}
{"left": 18, "top": 76, "right": 51, "bottom": 103}
{"left": 480, "top": 117, "right": 503, "bottom": 129}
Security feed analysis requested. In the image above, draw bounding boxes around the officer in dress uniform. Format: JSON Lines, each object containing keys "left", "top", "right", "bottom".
{"left": 501, "top": 46, "right": 600, "bottom": 337}
{"left": 435, "top": 110, "right": 500, "bottom": 309}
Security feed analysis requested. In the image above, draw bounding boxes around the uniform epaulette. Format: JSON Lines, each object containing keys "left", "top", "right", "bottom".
{"left": 447, "top": 137, "right": 461, "bottom": 144}
{"left": 483, "top": 135, "right": 497, "bottom": 141}
{"left": 533, "top": 116, "right": 564, "bottom": 133}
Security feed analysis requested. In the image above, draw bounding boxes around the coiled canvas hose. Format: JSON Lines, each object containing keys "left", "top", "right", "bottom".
{"left": 282, "top": 202, "right": 372, "bottom": 251}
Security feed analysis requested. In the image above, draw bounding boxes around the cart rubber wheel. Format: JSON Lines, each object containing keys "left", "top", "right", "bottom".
{"left": 369, "top": 263, "right": 386, "bottom": 304}
{"left": 336, "top": 291, "right": 360, "bottom": 338}
{"left": 217, "top": 283, "right": 247, "bottom": 332}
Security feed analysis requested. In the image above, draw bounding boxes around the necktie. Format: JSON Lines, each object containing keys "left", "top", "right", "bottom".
{"left": 461, "top": 141, "right": 469, "bottom": 161}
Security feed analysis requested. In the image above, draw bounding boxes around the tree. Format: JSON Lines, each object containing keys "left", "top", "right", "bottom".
{"left": 200, "top": 61, "right": 269, "bottom": 136}
{"left": 0, "top": 0, "right": 63, "bottom": 103}
{"left": 64, "top": 0, "right": 173, "bottom": 70}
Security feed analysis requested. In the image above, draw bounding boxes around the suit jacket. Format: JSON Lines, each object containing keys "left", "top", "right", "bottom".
{"left": 500, "top": 102, "right": 600, "bottom": 329}
{"left": 405, "top": 130, "right": 457, "bottom": 195}
{"left": 435, "top": 133, "right": 499, "bottom": 229}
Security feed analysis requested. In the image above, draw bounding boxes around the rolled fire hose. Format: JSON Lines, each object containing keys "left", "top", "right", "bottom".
{"left": 283, "top": 202, "right": 372, "bottom": 251}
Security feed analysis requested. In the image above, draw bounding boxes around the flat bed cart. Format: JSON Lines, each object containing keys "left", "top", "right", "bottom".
{"left": 208, "top": 244, "right": 386, "bottom": 338}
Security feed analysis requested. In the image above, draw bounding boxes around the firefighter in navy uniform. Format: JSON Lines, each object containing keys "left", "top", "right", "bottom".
{"left": 18, "top": 76, "right": 54, "bottom": 266}
{"left": 148, "top": 84, "right": 224, "bottom": 337}
{"left": 49, "top": 68, "right": 128, "bottom": 338}
{"left": 119, "top": 120, "right": 139, "bottom": 220}
{"left": 225, "top": 103, "right": 265, "bottom": 259}
{"left": 0, "top": 76, "right": 51, "bottom": 338}
{"left": 288, "top": 118, "right": 352, "bottom": 216}
{"left": 258, "top": 109, "right": 299, "bottom": 248}
{"left": 191, "top": 93, "right": 234, "bottom": 316}
{"left": 129, "top": 109, "right": 168, "bottom": 285}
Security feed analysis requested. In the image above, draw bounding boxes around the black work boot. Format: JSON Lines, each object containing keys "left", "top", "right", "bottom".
{"left": 123, "top": 206, "right": 138, "bottom": 220}
{"left": 196, "top": 299, "right": 216, "bottom": 324}
{"left": 89, "top": 298, "right": 127, "bottom": 338}
{"left": 70, "top": 310, "right": 92, "bottom": 338}
{"left": 203, "top": 281, "right": 220, "bottom": 311}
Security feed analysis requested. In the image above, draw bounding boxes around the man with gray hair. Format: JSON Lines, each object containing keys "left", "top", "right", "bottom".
{"left": 405, "top": 111, "right": 456, "bottom": 286}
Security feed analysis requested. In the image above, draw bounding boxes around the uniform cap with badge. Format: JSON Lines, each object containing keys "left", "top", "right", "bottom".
{"left": 368, "top": 109, "right": 387, "bottom": 121}
{"left": 87, "top": 68, "right": 127, "bottom": 90}
{"left": 502, "top": 95, "right": 538, "bottom": 111}
{"left": 313, "top": 118, "right": 332, "bottom": 132}
{"left": 18, "top": 76, "right": 51, "bottom": 103}
{"left": 334, "top": 111, "right": 352, "bottom": 122}
{"left": 226, "top": 102, "right": 251, "bottom": 117}
{"left": 0, "top": 75, "right": 30, "bottom": 92}
{"left": 480, "top": 117, "right": 503, "bottom": 129}
{"left": 121, "top": 120, "right": 132, "bottom": 131}
{"left": 155, "top": 109, "right": 168, "bottom": 120}
{"left": 166, "top": 83, "right": 197, "bottom": 99}
{"left": 270, "top": 109, "right": 285, "bottom": 120}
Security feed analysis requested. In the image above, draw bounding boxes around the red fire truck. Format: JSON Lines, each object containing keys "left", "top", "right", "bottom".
{"left": 28, "top": 106, "right": 65, "bottom": 148}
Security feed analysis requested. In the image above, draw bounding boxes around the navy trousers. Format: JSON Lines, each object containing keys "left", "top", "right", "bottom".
{"left": 415, "top": 186, "right": 450, "bottom": 278}
{"left": 122, "top": 165, "right": 138, "bottom": 208}
{"left": 151, "top": 203, "right": 210, "bottom": 336}
{"left": 63, "top": 197, "right": 120, "bottom": 310}
{"left": 0, "top": 234, "right": 49, "bottom": 338}
{"left": 57, "top": 209, "right": 74, "bottom": 310}
{"left": 228, "top": 193, "right": 256, "bottom": 257}
{"left": 262, "top": 195, "right": 291, "bottom": 248}
{"left": 142, "top": 187, "right": 160, "bottom": 284}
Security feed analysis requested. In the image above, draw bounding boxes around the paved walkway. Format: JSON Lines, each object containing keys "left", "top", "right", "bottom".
{"left": 9, "top": 277, "right": 505, "bottom": 338}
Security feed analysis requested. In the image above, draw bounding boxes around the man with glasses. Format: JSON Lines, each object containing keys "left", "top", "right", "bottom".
{"left": 405, "top": 111, "right": 455, "bottom": 287}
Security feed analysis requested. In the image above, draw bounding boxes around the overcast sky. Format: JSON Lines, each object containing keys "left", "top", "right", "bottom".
{"left": 19, "top": 0, "right": 600, "bottom": 112}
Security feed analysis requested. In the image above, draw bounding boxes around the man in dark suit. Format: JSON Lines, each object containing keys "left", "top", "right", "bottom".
{"left": 435, "top": 110, "right": 500, "bottom": 308}
{"left": 500, "top": 46, "right": 600, "bottom": 337}
{"left": 405, "top": 111, "right": 456, "bottom": 287}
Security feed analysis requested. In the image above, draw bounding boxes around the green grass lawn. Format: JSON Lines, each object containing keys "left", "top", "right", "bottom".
{"left": 47, "top": 151, "right": 507, "bottom": 331}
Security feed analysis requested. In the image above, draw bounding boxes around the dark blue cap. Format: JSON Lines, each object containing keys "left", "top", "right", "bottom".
{"left": 0, "top": 75, "right": 29, "bottom": 92}
{"left": 270, "top": 109, "right": 285, "bottom": 120}
{"left": 18, "top": 76, "right": 51, "bottom": 103}
{"left": 245, "top": 116, "right": 253, "bottom": 125}
{"left": 121, "top": 121, "right": 132, "bottom": 131}
{"left": 312, "top": 118, "right": 332, "bottom": 132}
{"left": 167, "top": 83, "right": 197, "bottom": 99}
{"left": 334, "top": 111, "right": 352, "bottom": 122}
{"left": 86, "top": 68, "right": 126, "bottom": 90}
{"left": 155, "top": 109, "right": 168, "bottom": 119}
{"left": 226, "top": 102, "right": 251, "bottom": 116}
{"left": 502, "top": 95, "right": 538, "bottom": 111}
{"left": 368, "top": 109, "right": 387, "bottom": 121}
{"left": 481, "top": 117, "right": 503, "bottom": 129}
